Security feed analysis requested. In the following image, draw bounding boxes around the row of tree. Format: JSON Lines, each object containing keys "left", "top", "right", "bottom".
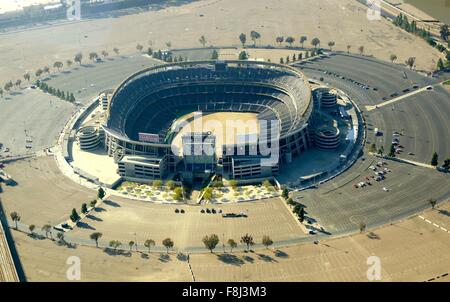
{"left": 35, "top": 80, "right": 76, "bottom": 103}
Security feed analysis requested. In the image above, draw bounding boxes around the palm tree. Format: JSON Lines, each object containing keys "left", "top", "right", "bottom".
{"left": 390, "top": 54, "right": 397, "bottom": 63}
{"left": 276, "top": 36, "right": 284, "bottom": 46}
{"left": 90, "top": 232, "right": 103, "bottom": 248}
{"left": 240, "top": 233, "right": 254, "bottom": 251}
{"left": 23, "top": 72, "right": 31, "bottom": 82}
{"left": 227, "top": 239, "right": 237, "bottom": 253}
{"left": 144, "top": 239, "right": 155, "bottom": 253}
{"left": 328, "top": 41, "right": 335, "bottom": 51}
{"left": 239, "top": 33, "right": 247, "bottom": 47}
{"left": 311, "top": 37, "right": 321, "bottom": 49}
{"left": 250, "top": 30, "right": 261, "bottom": 47}
{"left": 199, "top": 35, "right": 207, "bottom": 47}
{"left": 300, "top": 36, "right": 307, "bottom": 48}
{"left": 42, "top": 224, "right": 52, "bottom": 239}
{"left": 347, "top": 44, "right": 351, "bottom": 54}
{"left": 10, "top": 212, "right": 20, "bottom": 230}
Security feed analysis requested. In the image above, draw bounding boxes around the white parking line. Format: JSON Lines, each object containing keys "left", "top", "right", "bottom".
{"left": 433, "top": 223, "right": 439, "bottom": 228}
{"left": 418, "top": 215, "right": 450, "bottom": 236}
{"left": 440, "top": 227, "right": 447, "bottom": 232}
{"left": 425, "top": 219, "right": 432, "bottom": 224}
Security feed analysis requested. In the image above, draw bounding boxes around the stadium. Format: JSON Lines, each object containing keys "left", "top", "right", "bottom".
{"left": 102, "top": 60, "right": 315, "bottom": 182}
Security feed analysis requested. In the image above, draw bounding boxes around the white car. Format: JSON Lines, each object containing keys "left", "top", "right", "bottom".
{"left": 383, "top": 187, "right": 389, "bottom": 192}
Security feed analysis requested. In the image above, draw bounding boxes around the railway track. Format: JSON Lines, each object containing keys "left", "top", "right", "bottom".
{"left": 0, "top": 212, "right": 19, "bottom": 282}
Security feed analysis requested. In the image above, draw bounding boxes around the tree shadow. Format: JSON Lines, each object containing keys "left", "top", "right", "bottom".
{"left": 86, "top": 214, "right": 103, "bottom": 222}
{"left": 243, "top": 255, "right": 254, "bottom": 263}
{"left": 94, "top": 207, "right": 106, "bottom": 212}
{"left": 367, "top": 232, "right": 381, "bottom": 240}
{"left": 76, "top": 221, "right": 95, "bottom": 230}
{"left": 217, "top": 253, "right": 245, "bottom": 266}
{"left": 274, "top": 249, "right": 289, "bottom": 258}
{"left": 103, "top": 199, "right": 121, "bottom": 207}
{"left": 438, "top": 209, "right": 450, "bottom": 217}
{"left": 140, "top": 253, "right": 149, "bottom": 259}
{"left": 158, "top": 253, "right": 171, "bottom": 262}
{"left": 257, "top": 253, "right": 278, "bottom": 263}
{"left": 176, "top": 252, "right": 188, "bottom": 261}
{"left": 103, "top": 248, "right": 131, "bottom": 257}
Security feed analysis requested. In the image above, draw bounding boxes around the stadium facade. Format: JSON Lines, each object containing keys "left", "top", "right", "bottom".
{"left": 102, "top": 60, "right": 315, "bottom": 182}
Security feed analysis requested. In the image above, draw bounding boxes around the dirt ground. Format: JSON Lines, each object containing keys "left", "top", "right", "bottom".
{"left": 12, "top": 200, "right": 450, "bottom": 281}
{"left": 0, "top": 0, "right": 443, "bottom": 86}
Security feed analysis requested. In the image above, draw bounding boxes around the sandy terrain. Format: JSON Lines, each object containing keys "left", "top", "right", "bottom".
{"left": 12, "top": 200, "right": 450, "bottom": 281}
{"left": 0, "top": 0, "right": 442, "bottom": 86}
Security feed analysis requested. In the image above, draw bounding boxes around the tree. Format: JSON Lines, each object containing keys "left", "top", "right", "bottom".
{"left": 173, "top": 187, "right": 184, "bottom": 201}
{"left": 98, "top": 187, "right": 106, "bottom": 200}
{"left": 74, "top": 53, "right": 83, "bottom": 65}
{"left": 53, "top": 61, "right": 63, "bottom": 71}
{"left": 262, "top": 179, "right": 271, "bottom": 190}
{"left": 4, "top": 81, "right": 13, "bottom": 94}
{"left": 299, "top": 207, "right": 305, "bottom": 222}
{"left": 405, "top": 57, "right": 415, "bottom": 69}
{"left": 238, "top": 51, "right": 248, "bottom": 60}
{"left": 199, "top": 35, "right": 207, "bottom": 47}
{"left": 390, "top": 54, "right": 397, "bottom": 63}
{"left": 43, "top": 66, "right": 50, "bottom": 74}
{"left": 369, "top": 143, "right": 377, "bottom": 153}
{"left": 89, "top": 52, "right": 98, "bottom": 62}
{"left": 10, "top": 212, "right": 20, "bottom": 230}
{"left": 280, "top": 57, "right": 284, "bottom": 64}
{"left": 128, "top": 241, "right": 135, "bottom": 251}
{"left": 35, "top": 69, "right": 43, "bottom": 78}
{"left": 300, "top": 36, "right": 307, "bottom": 48}
{"left": 42, "top": 224, "right": 52, "bottom": 239}
{"left": 211, "top": 49, "right": 219, "bottom": 60}
{"left": 113, "top": 48, "right": 120, "bottom": 55}
{"left": 378, "top": 146, "right": 384, "bottom": 157}
{"left": 240, "top": 233, "right": 254, "bottom": 251}
{"left": 389, "top": 143, "right": 396, "bottom": 157}
{"left": 101, "top": 50, "right": 108, "bottom": 58}
{"left": 56, "top": 232, "right": 65, "bottom": 244}
{"left": 90, "top": 200, "right": 97, "bottom": 209}
{"left": 250, "top": 30, "right": 261, "bottom": 46}
{"left": 276, "top": 36, "right": 284, "bottom": 46}
{"left": 262, "top": 235, "right": 273, "bottom": 249}
{"left": 286, "top": 36, "right": 295, "bottom": 47}
{"left": 153, "top": 180, "right": 163, "bottom": 189}
{"left": 81, "top": 203, "right": 88, "bottom": 214}
{"left": 431, "top": 152, "right": 439, "bottom": 166}
{"left": 144, "top": 239, "right": 155, "bottom": 253}
{"left": 28, "top": 224, "right": 35, "bottom": 236}
{"left": 227, "top": 239, "right": 237, "bottom": 253}
{"left": 23, "top": 72, "right": 31, "bottom": 82}
{"left": 239, "top": 33, "right": 247, "bottom": 47}
{"left": 328, "top": 41, "right": 335, "bottom": 51}
{"left": 228, "top": 179, "right": 238, "bottom": 190}
{"left": 202, "top": 234, "right": 219, "bottom": 253}
{"left": 311, "top": 37, "right": 320, "bottom": 49}
{"left": 136, "top": 44, "right": 143, "bottom": 52}
{"left": 440, "top": 24, "right": 449, "bottom": 41}
{"left": 281, "top": 187, "right": 289, "bottom": 200}
{"left": 70, "top": 208, "right": 80, "bottom": 223}
{"left": 15, "top": 79, "right": 21, "bottom": 89}
{"left": 90, "top": 232, "right": 102, "bottom": 248}
{"left": 203, "top": 187, "right": 213, "bottom": 201}
{"left": 358, "top": 46, "right": 364, "bottom": 55}
{"left": 66, "top": 59, "right": 73, "bottom": 68}
{"left": 359, "top": 222, "right": 366, "bottom": 233}
{"left": 109, "top": 240, "right": 121, "bottom": 253}
{"left": 429, "top": 198, "right": 437, "bottom": 209}
{"left": 347, "top": 44, "right": 351, "bottom": 53}
{"left": 437, "top": 58, "right": 445, "bottom": 70}
{"left": 0, "top": 88, "right": 3, "bottom": 98}
{"left": 166, "top": 180, "right": 175, "bottom": 190}
{"left": 443, "top": 158, "right": 450, "bottom": 170}
{"left": 162, "top": 238, "right": 174, "bottom": 253}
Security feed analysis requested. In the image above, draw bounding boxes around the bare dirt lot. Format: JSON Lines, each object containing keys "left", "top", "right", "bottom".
{"left": 68, "top": 196, "right": 304, "bottom": 251}
{"left": 1, "top": 156, "right": 95, "bottom": 227}
{"left": 11, "top": 201, "right": 450, "bottom": 281}
{"left": 0, "top": 0, "right": 442, "bottom": 86}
